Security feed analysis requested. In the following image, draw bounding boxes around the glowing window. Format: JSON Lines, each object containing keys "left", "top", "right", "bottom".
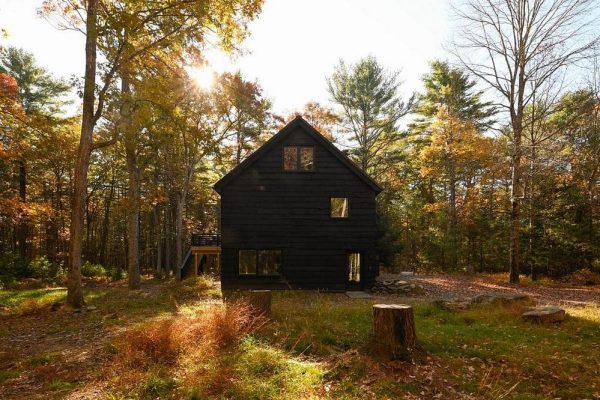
{"left": 331, "top": 197, "right": 349, "bottom": 218}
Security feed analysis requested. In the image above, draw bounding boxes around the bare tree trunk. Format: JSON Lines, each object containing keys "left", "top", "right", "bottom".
{"left": 509, "top": 101, "right": 524, "bottom": 283}
{"left": 448, "top": 161, "right": 458, "bottom": 271}
{"left": 164, "top": 201, "right": 172, "bottom": 276}
{"left": 17, "top": 160, "right": 28, "bottom": 259}
{"left": 175, "top": 192, "right": 184, "bottom": 270}
{"left": 123, "top": 75, "right": 141, "bottom": 288}
{"left": 529, "top": 144, "right": 537, "bottom": 280}
{"left": 99, "top": 174, "right": 115, "bottom": 266}
{"left": 67, "top": 0, "right": 98, "bottom": 308}
{"left": 236, "top": 130, "right": 242, "bottom": 165}
{"left": 153, "top": 204, "right": 162, "bottom": 277}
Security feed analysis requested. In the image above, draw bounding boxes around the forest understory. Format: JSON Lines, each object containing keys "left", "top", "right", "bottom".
{"left": 0, "top": 274, "right": 599, "bottom": 400}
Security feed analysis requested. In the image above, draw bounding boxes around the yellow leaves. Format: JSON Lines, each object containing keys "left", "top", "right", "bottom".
{"left": 423, "top": 202, "right": 446, "bottom": 214}
{"left": 419, "top": 108, "right": 496, "bottom": 180}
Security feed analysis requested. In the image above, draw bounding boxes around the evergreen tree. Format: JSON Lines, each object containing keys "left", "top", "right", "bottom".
{"left": 327, "top": 56, "right": 413, "bottom": 179}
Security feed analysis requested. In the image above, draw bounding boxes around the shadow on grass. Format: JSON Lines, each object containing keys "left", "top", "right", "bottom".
{"left": 0, "top": 276, "right": 222, "bottom": 399}
{"left": 2, "top": 284, "right": 599, "bottom": 399}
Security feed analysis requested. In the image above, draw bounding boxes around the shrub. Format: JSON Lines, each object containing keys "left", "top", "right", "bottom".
{"left": 0, "top": 251, "right": 29, "bottom": 282}
{"left": 81, "top": 262, "right": 107, "bottom": 277}
{"left": 108, "top": 267, "right": 126, "bottom": 281}
{"left": 29, "top": 256, "right": 66, "bottom": 284}
{"left": 142, "top": 376, "right": 176, "bottom": 397}
{"left": 116, "top": 301, "right": 267, "bottom": 370}
{"left": 569, "top": 268, "right": 600, "bottom": 286}
{"left": 30, "top": 257, "right": 55, "bottom": 280}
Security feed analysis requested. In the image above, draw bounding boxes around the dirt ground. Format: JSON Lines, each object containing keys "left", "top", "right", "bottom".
{"left": 379, "top": 272, "right": 600, "bottom": 306}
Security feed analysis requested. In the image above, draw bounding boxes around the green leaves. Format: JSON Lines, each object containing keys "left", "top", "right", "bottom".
{"left": 0, "top": 46, "right": 70, "bottom": 115}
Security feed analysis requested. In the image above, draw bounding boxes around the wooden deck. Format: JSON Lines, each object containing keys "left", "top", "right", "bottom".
{"left": 187, "top": 245, "right": 221, "bottom": 277}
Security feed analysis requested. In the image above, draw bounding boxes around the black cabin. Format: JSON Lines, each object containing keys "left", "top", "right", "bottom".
{"left": 213, "top": 116, "right": 382, "bottom": 291}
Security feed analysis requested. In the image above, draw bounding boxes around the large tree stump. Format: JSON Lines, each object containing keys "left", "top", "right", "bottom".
{"left": 223, "top": 290, "right": 272, "bottom": 317}
{"left": 372, "top": 304, "right": 421, "bottom": 362}
{"left": 245, "top": 290, "right": 272, "bottom": 317}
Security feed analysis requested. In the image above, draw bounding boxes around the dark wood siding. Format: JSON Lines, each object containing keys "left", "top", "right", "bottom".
{"left": 220, "top": 125, "right": 378, "bottom": 290}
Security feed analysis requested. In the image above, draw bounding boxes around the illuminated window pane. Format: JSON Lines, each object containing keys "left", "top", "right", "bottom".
{"left": 283, "top": 146, "right": 297, "bottom": 170}
{"left": 239, "top": 250, "right": 257, "bottom": 274}
{"left": 258, "top": 250, "right": 281, "bottom": 275}
{"left": 331, "top": 198, "right": 349, "bottom": 218}
{"left": 300, "top": 147, "right": 314, "bottom": 170}
{"left": 348, "top": 253, "right": 360, "bottom": 283}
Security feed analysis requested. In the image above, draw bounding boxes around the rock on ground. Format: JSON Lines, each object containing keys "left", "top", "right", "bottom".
{"left": 371, "top": 279, "right": 426, "bottom": 296}
{"left": 470, "top": 293, "right": 535, "bottom": 307}
{"left": 522, "top": 306, "right": 566, "bottom": 324}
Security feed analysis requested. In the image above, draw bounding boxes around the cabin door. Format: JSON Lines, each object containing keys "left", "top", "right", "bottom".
{"left": 346, "top": 252, "right": 362, "bottom": 290}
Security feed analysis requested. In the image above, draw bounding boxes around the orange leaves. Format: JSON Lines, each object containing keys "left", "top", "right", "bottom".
{"left": 0, "top": 73, "right": 20, "bottom": 101}
{"left": 286, "top": 102, "right": 341, "bottom": 141}
{"left": 0, "top": 197, "right": 54, "bottom": 225}
{"left": 0, "top": 72, "right": 24, "bottom": 124}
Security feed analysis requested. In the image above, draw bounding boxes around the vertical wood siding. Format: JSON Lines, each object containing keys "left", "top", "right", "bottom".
{"left": 220, "top": 126, "right": 378, "bottom": 290}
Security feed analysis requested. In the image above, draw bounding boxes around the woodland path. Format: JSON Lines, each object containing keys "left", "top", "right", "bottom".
{"left": 379, "top": 272, "right": 600, "bottom": 306}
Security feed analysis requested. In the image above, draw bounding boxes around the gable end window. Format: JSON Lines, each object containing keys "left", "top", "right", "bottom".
{"left": 239, "top": 250, "right": 282, "bottom": 276}
{"left": 331, "top": 197, "right": 349, "bottom": 218}
{"left": 283, "top": 146, "right": 314, "bottom": 171}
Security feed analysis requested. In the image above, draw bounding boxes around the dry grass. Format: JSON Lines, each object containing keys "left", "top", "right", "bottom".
{"left": 117, "top": 300, "right": 267, "bottom": 368}
{"left": 105, "top": 300, "right": 268, "bottom": 397}
{"left": 2, "top": 277, "right": 599, "bottom": 399}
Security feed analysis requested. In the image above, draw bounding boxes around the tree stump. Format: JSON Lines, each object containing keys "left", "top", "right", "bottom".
{"left": 245, "top": 290, "right": 272, "bottom": 317}
{"left": 372, "top": 304, "right": 421, "bottom": 362}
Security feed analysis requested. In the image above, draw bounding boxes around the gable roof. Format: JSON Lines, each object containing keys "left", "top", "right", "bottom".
{"left": 213, "top": 116, "right": 383, "bottom": 194}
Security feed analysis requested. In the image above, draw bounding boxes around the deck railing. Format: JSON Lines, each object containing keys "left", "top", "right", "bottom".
{"left": 191, "top": 233, "right": 221, "bottom": 247}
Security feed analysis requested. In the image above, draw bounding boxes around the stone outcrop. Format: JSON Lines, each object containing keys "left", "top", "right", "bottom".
{"left": 372, "top": 280, "right": 426, "bottom": 296}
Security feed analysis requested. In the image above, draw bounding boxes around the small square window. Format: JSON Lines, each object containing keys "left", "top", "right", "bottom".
{"left": 283, "top": 147, "right": 298, "bottom": 171}
{"left": 331, "top": 197, "right": 349, "bottom": 218}
{"left": 239, "top": 250, "right": 257, "bottom": 274}
{"left": 283, "top": 146, "right": 314, "bottom": 171}
{"left": 300, "top": 147, "right": 314, "bottom": 170}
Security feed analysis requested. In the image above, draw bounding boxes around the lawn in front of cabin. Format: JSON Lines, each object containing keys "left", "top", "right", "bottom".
{"left": 0, "top": 277, "right": 599, "bottom": 399}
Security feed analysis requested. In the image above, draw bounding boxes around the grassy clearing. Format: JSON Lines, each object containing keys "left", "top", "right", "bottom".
{"left": 1, "top": 277, "right": 599, "bottom": 399}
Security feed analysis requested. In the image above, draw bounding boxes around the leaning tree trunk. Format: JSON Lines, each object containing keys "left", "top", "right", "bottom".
{"left": 67, "top": 0, "right": 98, "bottom": 308}
{"left": 372, "top": 304, "right": 422, "bottom": 362}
